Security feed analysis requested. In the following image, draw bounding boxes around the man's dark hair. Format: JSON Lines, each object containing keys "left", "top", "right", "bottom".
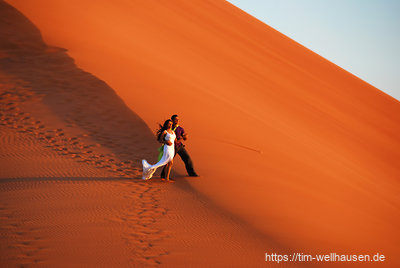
{"left": 171, "top": 114, "right": 178, "bottom": 121}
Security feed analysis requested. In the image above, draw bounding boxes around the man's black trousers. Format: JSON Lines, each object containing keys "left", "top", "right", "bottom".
{"left": 161, "top": 145, "right": 196, "bottom": 177}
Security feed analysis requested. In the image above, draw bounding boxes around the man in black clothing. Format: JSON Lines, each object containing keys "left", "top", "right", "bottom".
{"left": 160, "top": 114, "right": 198, "bottom": 178}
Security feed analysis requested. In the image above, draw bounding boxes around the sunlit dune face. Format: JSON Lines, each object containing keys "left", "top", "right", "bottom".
{"left": 6, "top": 0, "right": 400, "bottom": 265}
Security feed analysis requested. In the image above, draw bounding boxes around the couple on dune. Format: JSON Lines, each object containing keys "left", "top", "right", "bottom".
{"left": 142, "top": 114, "right": 199, "bottom": 182}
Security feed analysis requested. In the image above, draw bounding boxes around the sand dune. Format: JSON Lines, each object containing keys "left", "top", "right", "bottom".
{"left": 1, "top": 1, "right": 294, "bottom": 267}
{"left": 3, "top": 0, "right": 400, "bottom": 266}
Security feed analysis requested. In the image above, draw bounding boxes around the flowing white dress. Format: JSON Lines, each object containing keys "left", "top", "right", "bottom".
{"left": 142, "top": 131, "right": 175, "bottom": 180}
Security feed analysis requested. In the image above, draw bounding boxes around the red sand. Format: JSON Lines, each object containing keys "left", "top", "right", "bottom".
{"left": 4, "top": 0, "right": 400, "bottom": 266}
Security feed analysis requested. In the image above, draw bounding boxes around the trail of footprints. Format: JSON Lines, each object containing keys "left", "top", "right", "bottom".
{"left": 0, "top": 82, "right": 170, "bottom": 265}
{"left": 115, "top": 182, "right": 171, "bottom": 266}
{"left": 0, "top": 85, "right": 141, "bottom": 178}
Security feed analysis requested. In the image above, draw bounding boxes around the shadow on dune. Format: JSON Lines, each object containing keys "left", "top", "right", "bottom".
{"left": 0, "top": 177, "right": 135, "bottom": 184}
{"left": 0, "top": 1, "right": 160, "bottom": 177}
{"left": 0, "top": 177, "right": 192, "bottom": 185}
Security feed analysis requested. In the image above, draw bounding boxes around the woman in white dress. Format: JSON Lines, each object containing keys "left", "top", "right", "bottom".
{"left": 142, "top": 119, "right": 176, "bottom": 181}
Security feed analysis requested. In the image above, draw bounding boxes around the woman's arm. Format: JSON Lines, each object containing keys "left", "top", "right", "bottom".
{"left": 161, "top": 131, "right": 172, "bottom": 146}
{"left": 159, "top": 131, "right": 167, "bottom": 144}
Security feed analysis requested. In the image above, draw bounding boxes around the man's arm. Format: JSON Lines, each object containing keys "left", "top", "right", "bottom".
{"left": 179, "top": 127, "right": 188, "bottom": 141}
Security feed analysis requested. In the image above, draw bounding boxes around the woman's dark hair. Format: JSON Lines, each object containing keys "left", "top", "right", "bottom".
{"left": 157, "top": 119, "right": 172, "bottom": 141}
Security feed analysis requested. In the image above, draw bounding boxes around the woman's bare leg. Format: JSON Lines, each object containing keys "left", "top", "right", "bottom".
{"left": 165, "top": 160, "right": 173, "bottom": 181}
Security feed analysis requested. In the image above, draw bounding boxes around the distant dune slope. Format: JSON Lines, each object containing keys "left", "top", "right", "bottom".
{"left": 6, "top": 0, "right": 400, "bottom": 264}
